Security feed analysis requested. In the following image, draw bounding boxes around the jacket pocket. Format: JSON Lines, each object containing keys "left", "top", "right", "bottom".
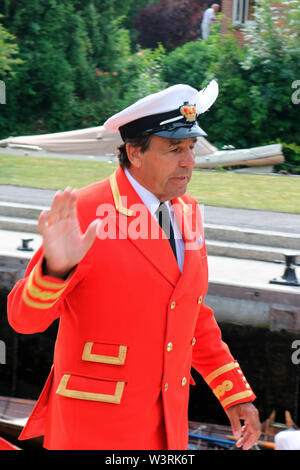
{"left": 82, "top": 341, "right": 127, "bottom": 365}
{"left": 56, "top": 373, "right": 126, "bottom": 404}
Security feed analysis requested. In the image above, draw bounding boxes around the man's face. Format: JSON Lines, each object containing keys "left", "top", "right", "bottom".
{"left": 127, "top": 135, "right": 196, "bottom": 201}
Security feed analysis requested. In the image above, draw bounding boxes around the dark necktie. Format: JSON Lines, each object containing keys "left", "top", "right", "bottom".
{"left": 156, "top": 202, "right": 177, "bottom": 261}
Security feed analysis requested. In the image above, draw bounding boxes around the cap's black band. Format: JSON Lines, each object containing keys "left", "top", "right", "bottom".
{"left": 119, "top": 108, "right": 193, "bottom": 140}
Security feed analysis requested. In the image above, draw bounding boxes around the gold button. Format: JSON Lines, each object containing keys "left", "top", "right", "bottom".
{"left": 192, "top": 337, "right": 196, "bottom": 346}
{"left": 164, "top": 383, "right": 168, "bottom": 391}
{"left": 166, "top": 342, "right": 173, "bottom": 352}
{"left": 197, "top": 296, "right": 202, "bottom": 305}
{"left": 237, "top": 369, "right": 243, "bottom": 374}
{"left": 181, "top": 377, "right": 187, "bottom": 386}
{"left": 170, "top": 301, "right": 176, "bottom": 309}
{"left": 245, "top": 383, "right": 250, "bottom": 389}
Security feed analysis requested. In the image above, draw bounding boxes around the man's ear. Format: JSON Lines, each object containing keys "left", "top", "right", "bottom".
{"left": 126, "top": 143, "right": 142, "bottom": 168}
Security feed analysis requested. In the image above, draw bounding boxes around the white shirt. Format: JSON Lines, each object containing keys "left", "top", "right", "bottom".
{"left": 124, "top": 168, "right": 185, "bottom": 272}
{"left": 202, "top": 7, "right": 216, "bottom": 26}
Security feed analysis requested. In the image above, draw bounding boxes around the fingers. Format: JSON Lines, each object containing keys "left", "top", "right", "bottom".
{"left": 47, "top": 190, "right": 62, "bottom": 226}
{"left": 236, "top": 424, "right": 252, "bottom": 449}
{"left": 47, "top": 187, "right": 78, "bottom": 227}
{"left": 38, "top": 210, "right": 48, "bottom": 236}
{"left": 226, "top": 403, "right": 261, "bottom": 450}
{"left": 60, "top": 187, "right": 78, "bottom": 220}
{"left": 238, "top": 409, "right": 261, "bottom": 450}
{"left": 39, "top": 188, "right": 100, "bottom": 273}
{"left": 226, "top": 404, "right": 243, "bottom": 439}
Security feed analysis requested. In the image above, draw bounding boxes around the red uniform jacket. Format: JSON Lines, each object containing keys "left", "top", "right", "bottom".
{"left": 7, "top": 166, "right": 255, "bottom": 450}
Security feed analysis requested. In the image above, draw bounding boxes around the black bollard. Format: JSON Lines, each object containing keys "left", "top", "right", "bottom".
{"left": 17, "top": 238, "right": 34, "bottom": 252}
{"left": 270, "top": 253, "right": 300, "bottom": 287}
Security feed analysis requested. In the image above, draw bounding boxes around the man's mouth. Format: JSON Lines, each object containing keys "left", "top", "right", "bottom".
{"left": 172, "top": 175, "right": 190, "bottom": 183}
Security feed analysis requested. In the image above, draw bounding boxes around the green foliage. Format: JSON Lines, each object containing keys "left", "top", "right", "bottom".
{"left": 276, "top": 142, "right": 300, "bottom": 175}
{"left": 161, "top": 5, "right": 300, "bottom": 172}
{"left": 0, "top": 0, "right": 299, "bottom": 175}
{"left": 241, "top": 0, "right": 300, "bottom": 68}
{"left": 0, "top": 14, "right": 22, "bottom": 77}
{"left": 115, "top": 44, "right": 167, "bottom": 110}
{"left": 161, "top": 39, "right": 212, "bottom": 89}
{"left": 80, "top": 44, "right": 167, "bottom": 126}
{"left": 161, "top": 22, "right": 253, "bottom": 147}
{"left": 0, "top": 0, "right": 135, "bottom": 136}
{"left": 239, "top": 0, "right": 300, "bottom": 150}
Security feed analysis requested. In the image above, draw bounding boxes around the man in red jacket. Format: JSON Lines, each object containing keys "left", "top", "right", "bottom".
{"left": 7, "top": 81, "right": 261, "bottom": 450}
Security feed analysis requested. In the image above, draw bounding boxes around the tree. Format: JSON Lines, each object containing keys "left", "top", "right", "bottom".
{"left": 135, "top": 0, "right": 209, "bottom": 50}
{"left": 0, "top": 0, "right": 134, "bottom": 137}
{"left": 115, "top": 44, "right": 167, "bottom": 110}
{"left": 123, "top": 0, "right": 160, "bottom": 48}
{"left": 239, "top": 0, "right": 300, "bottom": 170}
{"left": 0, "top": 15, "right": 21, "bottom": 78}
{"left": 161, "top": 2, "right": 300, "bottom": 172}
{"left": 161, "top": 25, "right": 252, "bottom": 148}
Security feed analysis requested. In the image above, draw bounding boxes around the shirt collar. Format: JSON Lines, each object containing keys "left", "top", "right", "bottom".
{"left": 124, "top": 167, "right": 172, "bottom": 217}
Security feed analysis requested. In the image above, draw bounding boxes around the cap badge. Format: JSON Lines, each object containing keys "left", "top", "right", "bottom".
{"left": 180, "top": 104, "right": 197, "bottom": 122}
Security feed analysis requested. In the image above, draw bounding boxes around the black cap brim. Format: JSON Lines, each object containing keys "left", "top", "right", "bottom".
{"left": 152, "top": 121, "right": 207, "bottom": 139}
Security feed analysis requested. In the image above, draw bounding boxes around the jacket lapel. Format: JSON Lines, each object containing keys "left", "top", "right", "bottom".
{"left": 109, "top": 167, "right": 181, "bottom": 287}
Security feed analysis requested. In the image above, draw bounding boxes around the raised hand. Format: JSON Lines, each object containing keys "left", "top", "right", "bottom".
{"left": 38, "top": 187, "right": 100, "bottom": 279}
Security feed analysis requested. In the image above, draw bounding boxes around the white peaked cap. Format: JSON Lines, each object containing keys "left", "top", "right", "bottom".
{"left": 104, "top": 80, "right": 219, "bottom": 140}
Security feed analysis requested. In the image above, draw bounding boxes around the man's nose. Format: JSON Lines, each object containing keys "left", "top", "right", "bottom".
{"left": 180, "top": 148, "right": 195, "bottom": 167}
